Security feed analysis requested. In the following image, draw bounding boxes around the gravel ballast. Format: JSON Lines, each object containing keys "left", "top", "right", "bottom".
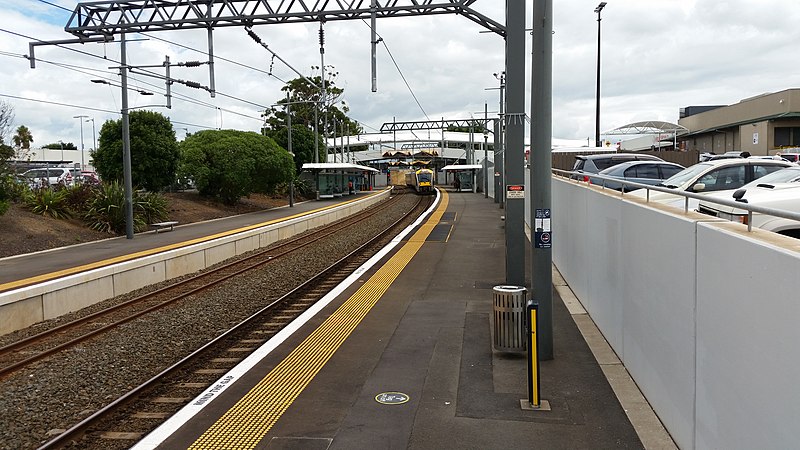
{"left": 0, "top": 194, "right": 422, "bottom": 450}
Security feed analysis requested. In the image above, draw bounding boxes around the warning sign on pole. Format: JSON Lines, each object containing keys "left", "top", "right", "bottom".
{"left": 506, "top": 185, "right": 524, "bottom": 199}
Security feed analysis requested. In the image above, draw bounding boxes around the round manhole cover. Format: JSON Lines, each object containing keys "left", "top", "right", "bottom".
{"left": 375, "top": 392, "right": 410, "bottom": 405}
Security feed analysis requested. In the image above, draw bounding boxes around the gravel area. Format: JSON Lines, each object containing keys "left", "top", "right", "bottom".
{"left": 0, "top": 193, "right": 421, "bottom": 450}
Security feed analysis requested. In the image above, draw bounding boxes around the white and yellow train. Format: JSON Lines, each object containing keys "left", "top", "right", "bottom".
{"left": 405, "top": 168, "right": 435, "bottom": 194}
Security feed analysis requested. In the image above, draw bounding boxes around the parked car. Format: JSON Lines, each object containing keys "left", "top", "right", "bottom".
{"left": 627, "top": 158, "right": 793, "bottom": 209}
{"left": 571, "top": 153, "right": 664, "bottom": 181}
{"left": 699, "top": 151, "right": 747, "bottom": 162}
{"left": 20, "top": 167, "right": 80, "bottom": 188}
{"left": 697, "top": 182, "right": 800, "bottom": 238}
{"left": 80, "top": 171, "right": 100, "bottom": 185}
{"left": 589, "top": 161, "right": 685, "bottom": 192}
{"left": 778, "top": 152, "right": 800, "bottom": 163}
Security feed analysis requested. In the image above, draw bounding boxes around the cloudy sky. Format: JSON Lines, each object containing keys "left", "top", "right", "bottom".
{"left": 2, "top": 0, "right": 800, "bottom": 162}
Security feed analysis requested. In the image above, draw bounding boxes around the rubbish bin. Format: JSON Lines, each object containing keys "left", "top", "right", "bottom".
{"left": 492, "top": 285, "right": 527, "bottom": 353}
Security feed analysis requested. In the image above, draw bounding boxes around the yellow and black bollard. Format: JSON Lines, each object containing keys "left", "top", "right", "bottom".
{"left": 526, "top": 300, "right": 540, "bottom": 408}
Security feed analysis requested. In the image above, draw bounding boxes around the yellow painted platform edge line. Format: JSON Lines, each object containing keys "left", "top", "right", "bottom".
{"left": 0, "top": 191, "right": 385, "bottom": 293}
{"left": 189, "top": 191, "right": 448, "bottom": 450}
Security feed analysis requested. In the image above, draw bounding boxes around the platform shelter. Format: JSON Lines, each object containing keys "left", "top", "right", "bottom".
{"left": 442, "top": 164, "right": 482, "bottom": 192}
{"left": 301, "top": 163, "right": 379, "bottom": 199}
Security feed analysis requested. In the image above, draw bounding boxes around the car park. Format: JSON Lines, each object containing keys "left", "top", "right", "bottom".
{"left": 20, "top": 167, "right": 81, "bottom": 188}
{"left": 571, "top": 153, "right": 664, "bottom": 181}
{"left": 627, "top": 158, "right": 793, "bottom": 209}
{"left": 589, "top": 160, "right": 685, "bottom": 192}
{"left": 697, "top": 182, "right": 800, "bottom": 238}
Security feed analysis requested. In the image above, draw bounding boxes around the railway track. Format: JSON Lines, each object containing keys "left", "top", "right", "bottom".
{"left": 37, "top": 191, "right": 432, "bottom": 449}
{"left": 0, "top": 191, "right": 407, "bottom": 379}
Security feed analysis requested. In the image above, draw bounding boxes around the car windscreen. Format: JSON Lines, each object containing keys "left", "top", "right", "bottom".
{"left": 744, "top": 166, "right": 800, "bottom": 186}
{"left": 593, "top": 158, "right": 631, "bottom": 171}
{"left": 659, "top": 163, "right": 712, "bottom": 188}
{"left": 23, "top": 169, "right": 51, "bottom": 178}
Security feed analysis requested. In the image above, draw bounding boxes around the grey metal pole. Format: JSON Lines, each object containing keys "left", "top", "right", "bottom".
{"left": 484, "top": 102, "right": 488, "bottom": 198}
{"left": 314, "top": 103, "right": 319, "bottom": 163}
{"left": 531, "top": 0, "right": 554, "bottom": 360}
{"left": 206, "top": 11, "right": 216, "bottom": 98}
{"left": 504, "top": 0, "right": 526, "bottom": 287}
{"left": 89, "top": 118, "right": 96, "bottom": 159}
{"left": 595, "top": 2, "right": 606, "bottom": 147}
{"left": 121, "top": 32, "right": 134, "bottom": 239}
{"left": 494, "top": 119, "right": 501, "bottom": 204}
{"left": 287, "top": 92, "right": 294, "bottom": 207}
{"left": 498, "top": 73, "right": 505, "bottom": 208}
{"left": 74, "top": 115, "right": 88, "bottom": 169}
{"left": 370, "top": 0, "right": 378, "bottom": 92}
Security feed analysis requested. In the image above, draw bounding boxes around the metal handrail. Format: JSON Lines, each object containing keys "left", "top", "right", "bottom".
{"left": 552, "top": 168, "right": 800, "bottom": 232}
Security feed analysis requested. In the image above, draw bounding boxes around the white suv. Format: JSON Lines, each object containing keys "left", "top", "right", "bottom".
{"left": 21, "top": 167, "right": 80, "bottom": 188}
{"left": 627, "top": 158, "right": 792, "bottom": 210}
{"left": 697, "top": 183, "right": 800, "bottom": 238}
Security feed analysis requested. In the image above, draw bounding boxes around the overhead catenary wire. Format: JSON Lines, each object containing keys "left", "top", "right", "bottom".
{"left": 1, "top": 27, "right": 271, "bottom": 116}
{"left": 0, "top": 51, "right": 264, "bottom": 122}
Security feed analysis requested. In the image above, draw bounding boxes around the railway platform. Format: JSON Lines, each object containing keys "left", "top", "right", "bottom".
{"left": 133, "top": 188, "right": 673, "bottom": 449}
{"left": 0, "top": 193, "right": 372, "bottom": 287}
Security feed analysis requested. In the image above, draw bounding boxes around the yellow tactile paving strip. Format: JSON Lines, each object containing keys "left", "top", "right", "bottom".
{"left": 188, "top": 190, "right": 449, "bottom": 450}
{"left": 0, "top": 196, "right": 370, "bottom": 293}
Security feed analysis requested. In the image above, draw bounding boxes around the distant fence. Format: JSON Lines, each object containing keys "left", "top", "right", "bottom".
{"left": 551, "top": 150, "right": 700, "bottom": 171}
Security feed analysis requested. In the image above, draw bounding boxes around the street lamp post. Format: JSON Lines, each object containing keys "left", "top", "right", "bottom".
{"left": 58, "top": 140, "right": 64, "bottom": 162}
{"left": 74, "top": 115, "right": 88, "bottom": 170}
{"left": 86, "top": 118, "right": 96, "bottom": 164}
{"left": 595, "top": 2, "right": 607, "bottom": 148}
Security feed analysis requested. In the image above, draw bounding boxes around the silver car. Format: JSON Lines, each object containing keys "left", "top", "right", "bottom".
{"left": 590, "top": 161, "right": 685, "bottom": 192}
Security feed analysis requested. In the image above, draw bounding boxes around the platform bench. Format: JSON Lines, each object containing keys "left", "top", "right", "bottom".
{"left": 151, "top": 221, "right": 179, "bottom": 233}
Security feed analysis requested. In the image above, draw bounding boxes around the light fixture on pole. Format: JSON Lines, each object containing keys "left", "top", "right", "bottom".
{"left": 86, "top": 118, "right": 96, "bottom": 162}
{"left": 594, "top": 2, "right": 607, "bottom": 148}
{"left": 58, "top": 140, "right": 64, "bottom": 162}
{"left": 74, "top": 115, "right": 88, "bottom": 170}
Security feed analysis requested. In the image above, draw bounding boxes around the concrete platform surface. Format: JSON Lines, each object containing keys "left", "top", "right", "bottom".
{"left": 147, "top": 189, "right": 674, "bottom": 449}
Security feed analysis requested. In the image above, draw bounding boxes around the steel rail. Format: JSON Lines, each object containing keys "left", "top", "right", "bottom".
{"left": 38, "top": 192, "right": 428, "bottom": 450}
{"left": 0, "top": 194, "right": 404, "bottom": 378}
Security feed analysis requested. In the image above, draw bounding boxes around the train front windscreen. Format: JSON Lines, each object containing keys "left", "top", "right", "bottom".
{"left": 418, "top": 172, "right": 432, "bottom": 183}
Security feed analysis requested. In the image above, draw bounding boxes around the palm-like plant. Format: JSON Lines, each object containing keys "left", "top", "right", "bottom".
{"left": 12, "top": 125, "right": 34, "bottom": 151}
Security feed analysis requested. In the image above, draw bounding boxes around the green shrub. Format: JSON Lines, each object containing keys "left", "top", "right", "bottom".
{"left": 84, "top": 181, "right": 144, "bottom": 233}
{"left": 83, "top": 182, "right": 169, "bottom": 234}
{"left": 24, "top": 188, "right": 71, "bottom": 219}
{"left": 136, "top": 190, "right": 169, "bottom": 225}
{"left": 62, "top": 183, "right": 98, "bottom": 216}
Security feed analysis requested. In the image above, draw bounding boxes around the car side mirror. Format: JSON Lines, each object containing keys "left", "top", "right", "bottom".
{"left": 692, "top": 183, "right": 706, "bottom": 192}
{"left": 733, "top": 188, "right": 748, "bottom": 203}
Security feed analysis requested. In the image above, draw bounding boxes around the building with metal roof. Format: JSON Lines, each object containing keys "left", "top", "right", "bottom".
{"left": 677, "top": 88, "right": 800, "bottom": 156}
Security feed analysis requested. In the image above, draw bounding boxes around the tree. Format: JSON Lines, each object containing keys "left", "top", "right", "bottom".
{"left": 0, "top": 101, "right": 14, "bottom": 146}
{"left": 92, "top": 110, "right": 180, "bottom": 192}
{"left": 12, "top": 125, "right": 34, "bottom": 151}
{"left": 179, "top": 129, "right": 294, "bottom": 205}
{"left": 264, "top": 124, "right": 318, "bottom": 175}
{"left": 261, "top": 74, "right": 363, "bottom": 163}
{"left": 43, "top": 142, "right": 78, "bottom": 150}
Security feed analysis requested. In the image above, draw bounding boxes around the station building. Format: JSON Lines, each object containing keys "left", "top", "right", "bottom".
{"left": 678, "top": 88, "right": 800, "bottom": 156}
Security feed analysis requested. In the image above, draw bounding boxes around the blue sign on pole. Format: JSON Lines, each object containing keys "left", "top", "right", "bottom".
{"left": 534, "top": 208, "right": 552, "bottom": 249}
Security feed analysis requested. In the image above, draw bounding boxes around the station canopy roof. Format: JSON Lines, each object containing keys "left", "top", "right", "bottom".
{"left": 301, "top": 163, "right": 379, "bottom": 173}
{"left": 441, "top": 164, "right": 483, "bottom": 171}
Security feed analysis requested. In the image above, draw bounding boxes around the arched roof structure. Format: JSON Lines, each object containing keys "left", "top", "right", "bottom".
{"left": 605, "top": 121, "right": 688, "bottom": 136}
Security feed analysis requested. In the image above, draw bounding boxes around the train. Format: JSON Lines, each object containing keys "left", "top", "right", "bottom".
{"left": 405, "top": 168, "right": 435, "bottom": 194}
